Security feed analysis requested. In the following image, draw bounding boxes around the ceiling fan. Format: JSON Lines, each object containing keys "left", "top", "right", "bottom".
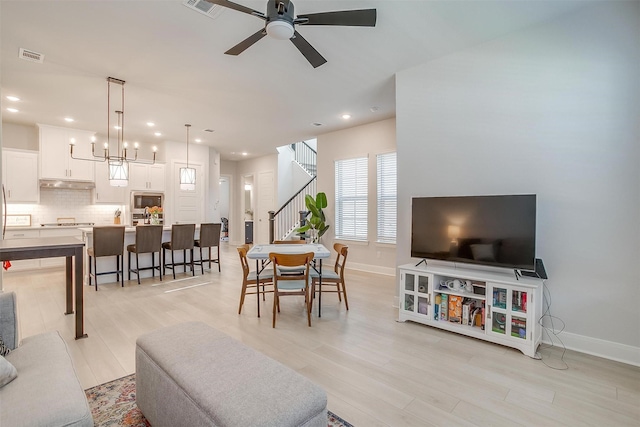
{"left": 205, "top": 0, "right": 377, "bottom": 68}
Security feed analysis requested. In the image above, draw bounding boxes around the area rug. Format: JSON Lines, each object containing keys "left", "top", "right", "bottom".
{"left": 86, "top": 374, "right": 353, "bottom": 427}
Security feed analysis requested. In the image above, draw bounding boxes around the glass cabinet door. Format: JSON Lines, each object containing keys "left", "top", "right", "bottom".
{"left": 401, "top": 272, "right": 431, "bottom": 316}
{"left": 404, "top": 273, "right": 415, "bottom": 292}
{"left": 488, "top": 284, "right": 530, "bottom": 340}
{"left": 510, "top": 290, "right": 528, "bottom": 339}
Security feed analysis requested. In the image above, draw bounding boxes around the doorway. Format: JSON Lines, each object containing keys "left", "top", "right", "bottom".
{"left": 219, "top": 175, "right": 231, "bottom": 241}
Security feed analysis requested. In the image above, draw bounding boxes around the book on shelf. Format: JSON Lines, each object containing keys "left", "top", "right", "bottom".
{"left": 440, "top": 294, "right": 448, "bottom": 321}
{"left": 448, "top": 295, "right": 463, "bottom": 324}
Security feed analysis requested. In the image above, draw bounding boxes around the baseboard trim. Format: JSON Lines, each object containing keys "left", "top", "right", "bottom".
{"left": 541, "top": 331, "right": 640, "bottom": 367}
{"left": 347, "top": 262, "right": 396, "bottom": 277}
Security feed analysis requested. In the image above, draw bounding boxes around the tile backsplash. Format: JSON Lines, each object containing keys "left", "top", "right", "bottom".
{"left": 6, "top": 188, "right": 125, "bottom": 226}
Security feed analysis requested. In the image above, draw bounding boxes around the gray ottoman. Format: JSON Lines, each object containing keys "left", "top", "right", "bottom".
{"left": 135, "top": 322, "right": 327, "bottom": 427}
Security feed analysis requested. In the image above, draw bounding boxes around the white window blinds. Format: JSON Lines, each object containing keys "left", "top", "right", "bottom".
{"left": 377, "top": 152, "right": 397, "bottom": 243}
{"left": 335, "top": 157, "right": 368, "bottom": 241}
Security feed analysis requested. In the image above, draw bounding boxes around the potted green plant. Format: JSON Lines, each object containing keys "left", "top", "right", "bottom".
{"left": 297, "top": 192, "right": 330, "bottom": 243}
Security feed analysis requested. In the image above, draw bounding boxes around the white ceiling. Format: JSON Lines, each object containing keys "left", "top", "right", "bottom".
{"left": 1, "top": 0, "right": 585, "bottom": 160}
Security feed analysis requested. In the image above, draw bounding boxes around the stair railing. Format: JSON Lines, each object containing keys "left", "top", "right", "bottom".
{"left": 291, "top": 141, "right": 317, "bottom": 177}
{"left": 269, "top": 176, "right": 316, "bottom": 243}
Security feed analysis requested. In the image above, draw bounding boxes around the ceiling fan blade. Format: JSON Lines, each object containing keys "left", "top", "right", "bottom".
{"left": 225, "top": 29, "right": 266, "bottom": 56}
{"left": 295, "top": 9, "right": 376, "bottom": 27}
{"left": 203, "top": 0, "right": 266, "bottom": 19}
{"left": 290, "top": 31, "right": 327, "bottom": 68}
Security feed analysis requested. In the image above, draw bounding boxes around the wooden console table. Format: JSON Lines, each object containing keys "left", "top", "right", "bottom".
{"left": 0, "top": 236, "right": 87, "bottom": 339}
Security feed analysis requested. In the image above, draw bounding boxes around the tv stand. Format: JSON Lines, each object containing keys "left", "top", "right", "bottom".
{"left": 398, "top": 263, "right": 543, "bottom": 358}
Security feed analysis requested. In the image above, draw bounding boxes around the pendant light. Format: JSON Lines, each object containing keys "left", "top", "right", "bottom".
{"left": 180, "top": 124, "right": 196, "bottom": 191}
{"left": 69, "top": 77, "right": 157, "bottom": 187}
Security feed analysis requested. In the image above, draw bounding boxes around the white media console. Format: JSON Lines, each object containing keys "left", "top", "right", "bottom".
{"left": 398, "top": 263, "right": 543, "bottom": 357}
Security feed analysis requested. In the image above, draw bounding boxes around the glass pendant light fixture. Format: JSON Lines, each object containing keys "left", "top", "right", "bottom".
{"left": 180, "top": 124, "right": 196, "bottom": 191}
{"left": 70, "top": 77, "right": 157, "bottom": 187}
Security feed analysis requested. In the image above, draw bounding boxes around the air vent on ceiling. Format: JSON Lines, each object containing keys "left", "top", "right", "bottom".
{"left": 204, "top": 129, "right": 215, "bottom": 133}
{"left": 182, "top": 0, "right": 224, "bottom": 19}
{"left": 19, "top": 48, "right": 44, "bottom": 63}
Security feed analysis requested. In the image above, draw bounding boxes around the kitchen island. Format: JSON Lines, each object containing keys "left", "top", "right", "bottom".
{"left": 79, "top": 225, "right": 202, "bottom": 285}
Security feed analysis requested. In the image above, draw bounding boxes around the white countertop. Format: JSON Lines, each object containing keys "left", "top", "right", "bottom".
{"left": 78, "top": 225, "right": 200, "bottom": 234}
{"left": 6, "top": 225, "right": 87, "bottom": 231}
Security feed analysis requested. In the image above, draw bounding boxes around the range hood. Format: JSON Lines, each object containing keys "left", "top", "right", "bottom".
{"left": 39, "top": 179, "right": 95, "bottom": 190}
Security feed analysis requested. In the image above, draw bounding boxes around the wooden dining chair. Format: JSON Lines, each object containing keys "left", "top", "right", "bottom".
{"left": 311, "top": 243, "right": 349, "bottom": 310}
{"left": 269, "top": 252, "right": 314, "bottom": 328}
{"left": 237, "top": 245, "right": 274, "bottom": 314}
{"left": 274, "top": 239, "right": 307, "bottom": 274}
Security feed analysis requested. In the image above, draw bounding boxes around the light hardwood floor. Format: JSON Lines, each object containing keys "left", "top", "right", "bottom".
{"left": 4, "top": 244, "right": 639, "bottom": 426}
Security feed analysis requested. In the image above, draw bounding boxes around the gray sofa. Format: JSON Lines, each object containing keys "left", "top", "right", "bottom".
{"left": 0, "top": 291, "right": 94, "bottom": 427}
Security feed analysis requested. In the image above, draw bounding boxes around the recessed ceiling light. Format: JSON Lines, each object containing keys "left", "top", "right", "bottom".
{"left": 6, "top": 96, "right": 20, "bottom": 102}
{"left": 342, "top": 114, "right": 351, "bottom": 120}
{"left": 146, "top": 122, "right": 155, "bottom": 127}
{"left": 6, "top": 108, "right": 19, "bottom": 113}
{"left": 64, "top": 117, "right": 74, "bottom": 122}
{"left": 195, "top": 138, "right": 202, "bottom": 143}
{"left": 114, "top": 125, "right": 121, "bottom": 130}
{"left": 154, "top": 132, "right": 162, "bottom": 137}
{"left": 241, "top": 152, "right": 248, "bottom": 156}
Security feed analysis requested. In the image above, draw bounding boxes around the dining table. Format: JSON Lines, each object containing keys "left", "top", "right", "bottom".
{"left": 246, "top": 243, "right": 331, "bottom": 318}
{"left": 0, "top": 236, "right": 87, "bottom": 339}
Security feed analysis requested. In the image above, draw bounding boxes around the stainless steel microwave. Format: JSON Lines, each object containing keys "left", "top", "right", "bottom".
{"left": 131, "top": 192, "right": 164, "bottom": 210}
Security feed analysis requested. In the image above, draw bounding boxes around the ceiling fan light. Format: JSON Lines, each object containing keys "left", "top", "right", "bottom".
{"left": 266, "top": 20, "right": 294, "bottom": 40}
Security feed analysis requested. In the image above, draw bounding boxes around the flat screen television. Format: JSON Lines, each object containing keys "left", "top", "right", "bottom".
{"left": 411, "top": 195, "right": 536, "bottom": 271}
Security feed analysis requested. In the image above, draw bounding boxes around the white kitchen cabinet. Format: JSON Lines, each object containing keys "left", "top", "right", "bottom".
{"left": 93, "top": 161, "right": 126, "bottom": 204}
{"left": 398, "top": 263, "right": 542, "bottom": 358}
{"left": 130, "top": 163, "right": 165, "bottom": 191}
{"left": 38, "top": 124, "right": 95, "bottom": 181}
{"left": 2, "top": 149, "right": 39, "bottom": 203}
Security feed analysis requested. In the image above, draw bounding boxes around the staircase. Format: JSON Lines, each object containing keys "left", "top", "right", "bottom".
{"left": 291, "top": 141, "right": 316, "bottom": 177}
{"left": 269, "top": 141, "right": 317, "bottom": 242}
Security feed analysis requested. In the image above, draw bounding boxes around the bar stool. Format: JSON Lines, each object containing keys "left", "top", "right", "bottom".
{"left": 194, "top": 223, "right": 221, "bottom": 274}
{"left": 162, "top": 224, "right": 196, "bottom": 279}
{"left": 88, "top": 226, "right": 125, "bottom": 291}
{"left": 127, "top": 225, "right": 163, "bottom": 285}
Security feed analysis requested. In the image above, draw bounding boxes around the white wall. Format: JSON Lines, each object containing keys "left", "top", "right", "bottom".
{"left": 233, "top": 154, "right": 278, "bottom": 245}
{"left": 277, "top": 145, "right": 295, "bottom": 207}
{"left": 317, "top": 118, "right": 397, "bottom": 275}
{"left": 2, "top": 123, "right": 38, "bottom": 150}
{"left": 396, "top": 1, "right": 640, "bottom": 363}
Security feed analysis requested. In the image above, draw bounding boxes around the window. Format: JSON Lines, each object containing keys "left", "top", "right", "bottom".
{"left": 377, "top": 152, "right": 397, "bottom": 243}
{"left": 335, "top": 157, "right": 368, "bottom": 241}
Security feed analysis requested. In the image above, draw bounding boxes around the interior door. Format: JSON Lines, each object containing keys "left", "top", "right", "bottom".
{"left": 256, "top": 170, "right": 275, "bottom": 244}
{"left": 173, "top": 162, "right": 203, "bottom": 224}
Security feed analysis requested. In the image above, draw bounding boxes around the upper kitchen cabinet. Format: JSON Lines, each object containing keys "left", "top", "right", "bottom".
{"left": 38, "top": 124, "right": 96, "bottom": 181}
{"left": 2, "top": 149, "right": 39, "bottom": 203}
{"left": 129, "top": 163, "right": 165, "bottom": 192}
{"left": 93, "top": 161, "right": 126, "bottom": 204}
